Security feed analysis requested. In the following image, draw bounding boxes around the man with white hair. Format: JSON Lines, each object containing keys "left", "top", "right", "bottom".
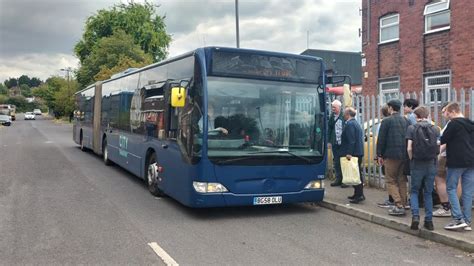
{"left": 328, "top": 99, "right": 346, "bottom": 187}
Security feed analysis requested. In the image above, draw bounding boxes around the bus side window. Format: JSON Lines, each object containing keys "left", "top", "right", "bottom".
{"left": 168, "top": 107, "right": 179, "bottom": 139}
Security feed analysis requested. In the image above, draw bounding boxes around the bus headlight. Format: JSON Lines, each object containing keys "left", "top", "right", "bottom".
{"left": 305, "top": 180, "right": 324, "bottom": 189}
{"left": 193, "top": 182, "right": 228, "bottom": 193}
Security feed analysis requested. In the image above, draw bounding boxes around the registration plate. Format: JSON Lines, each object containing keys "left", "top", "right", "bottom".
{"left": 253, "top": 196, "right": 282, "bottom": 205}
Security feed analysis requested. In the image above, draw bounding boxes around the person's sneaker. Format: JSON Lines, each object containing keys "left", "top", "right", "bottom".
{"left": 388, "top": 206, "right": 406, "bottom": 216}
{"left": 404, "top": 205, "right": 411, "bottom": 210}
{"left": 464, "top": 225, "right": 472, "bottom": 231}
{"left": 444, "top": 220, "right": 468, "bottom": 230}
{"left": 411, "top": 216, "right": 420, "bottom": 230}
{"left": 424, "top": 221, "right": 434, "bottom": 231}
{"left": 433, "top": 208, "right": 451, "bottom": 217}
{"left": 377, "top": 199, "right": 395, "bottom": 208}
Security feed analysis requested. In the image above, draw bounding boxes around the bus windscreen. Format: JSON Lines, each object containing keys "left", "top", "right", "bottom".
{"left": 210, "top": 50, "right": 321, "bottom": 83}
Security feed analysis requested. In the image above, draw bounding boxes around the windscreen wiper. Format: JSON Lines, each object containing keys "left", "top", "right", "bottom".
{"left": 216, "top": 156, "right": 259, "bottom": 165}
{"left": 247, "top": 150, "right": 313, "bottom": 163}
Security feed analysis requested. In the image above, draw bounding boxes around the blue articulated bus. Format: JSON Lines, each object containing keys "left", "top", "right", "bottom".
{"left": 73, "top": 47, "right": 328, "bottom": 207}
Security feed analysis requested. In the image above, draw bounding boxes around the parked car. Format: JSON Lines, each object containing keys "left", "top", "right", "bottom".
{"left": 0, "top": 114, "right": 12, "bottom": 126}
{"left": 0, "top": 104, "right": 16, "bottom": 121}
{"left": 24, "top": 112, "right": 36, "bottom": 120}
{"left": 33, "top": 109, "right": 42, "bottom": 115}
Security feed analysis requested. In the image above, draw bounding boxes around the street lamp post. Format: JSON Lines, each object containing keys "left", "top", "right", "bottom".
{"left": 60, "top": 67, "right": 73, "bottom": 120}
{"left": 235, "top": 0, "right": 240, "bottom": 48}
{"left": 60, "top": 67, "right": 72, "bottom": 83}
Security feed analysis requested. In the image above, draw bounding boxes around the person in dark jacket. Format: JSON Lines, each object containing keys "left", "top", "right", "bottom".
{"left": 340, "top": 107, "right": 365, "bottom": 203}
{"left": 328, "top": 100, "right": 346, "bottom": 187}
{"left": 406, "top": 106, "right": 439, "bottom": 231}
{"left": 377, "top": 99, "right": 409, "bottom": 216}
{"left": 440, "top": 102, "right": 474, "bottom": 231}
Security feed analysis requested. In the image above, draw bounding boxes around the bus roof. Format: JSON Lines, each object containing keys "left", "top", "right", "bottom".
{"left": 77, "top": 46, "right": 324, "bottom": 93}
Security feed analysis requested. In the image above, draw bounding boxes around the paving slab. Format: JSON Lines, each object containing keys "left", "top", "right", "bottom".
{"left": 321, "top": 184, "right": 474, "bottom": 252}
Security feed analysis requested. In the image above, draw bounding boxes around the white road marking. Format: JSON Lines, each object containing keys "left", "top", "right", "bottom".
{"left": 147, "top": 242, "right": 179, "bottom": 266}
{"left": 45, "top": 141, "right": 53, "bottom": 144}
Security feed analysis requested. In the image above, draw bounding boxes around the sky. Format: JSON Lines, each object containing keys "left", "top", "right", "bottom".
{"left": 0, "top": 0, "right": 361, "bottom": 83}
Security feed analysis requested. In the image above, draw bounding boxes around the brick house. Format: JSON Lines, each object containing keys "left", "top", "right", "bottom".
{"left": 361, "top": 0, "right": 474, "bottom": 105}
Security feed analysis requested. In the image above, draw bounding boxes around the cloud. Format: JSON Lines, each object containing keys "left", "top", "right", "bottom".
{"left": 166, "top": 0, "right": 361, "bottom": 56}
{"left": 0, "top": 53, "right": 79, "bottom": 81}
{"left": 0, "top": 0, "right": 361, "bottom": 83}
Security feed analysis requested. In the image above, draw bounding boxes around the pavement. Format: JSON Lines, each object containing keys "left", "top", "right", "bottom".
{"left": 321, "top": 184, "right": 474, "bottom": 253}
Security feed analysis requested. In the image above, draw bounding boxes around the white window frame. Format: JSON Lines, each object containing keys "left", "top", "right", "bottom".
{"left": 424, "top": 73, "right": 450, "bottom": 104}
{"left": 379, "top": 14, "right": 399, "bottom": 44}
{"left": 379, "top": 79, "right": 400, "bottom": 105}
{"left": 424, "top": 0, "right": 450, "bottom": 34}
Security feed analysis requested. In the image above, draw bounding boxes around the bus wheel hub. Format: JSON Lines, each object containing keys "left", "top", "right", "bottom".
{"left": 148, "top": 163, "right": 159, "bottom": 185}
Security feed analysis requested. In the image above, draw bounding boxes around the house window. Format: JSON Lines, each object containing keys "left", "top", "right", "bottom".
{"left": 424, "top": 71, "right": 450, "bottom": 104}
{"left": 379, "top": 78, "right": 400, "bottom": 104}
{"left": 379, "top": 14, "right": 399, "bottom": 43}
{"left": 424, "top": 0, "right": 450, "bottom": 33}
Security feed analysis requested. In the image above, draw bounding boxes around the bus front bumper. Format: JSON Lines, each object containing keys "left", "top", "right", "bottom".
{"left": 189, "top": 189, "right": 325, "bottom": 208}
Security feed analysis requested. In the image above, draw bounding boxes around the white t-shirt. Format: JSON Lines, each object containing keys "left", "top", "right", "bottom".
{"left": 334, "top": 116, "right": 343, "bottom": 145}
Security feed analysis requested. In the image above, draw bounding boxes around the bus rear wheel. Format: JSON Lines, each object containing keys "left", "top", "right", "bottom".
{"left": 102, "top": 138, "right": 113, "bottom": 166}
{"left": 146, "top": 153, "right": 165, "bottom": 197}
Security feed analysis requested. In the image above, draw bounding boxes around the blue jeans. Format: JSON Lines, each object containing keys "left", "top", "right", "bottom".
{"left": 446, "top": 167, "right": 474, "bottom": 224}
{"left": 410, "top": 160, "right": 436, "bottom": 221}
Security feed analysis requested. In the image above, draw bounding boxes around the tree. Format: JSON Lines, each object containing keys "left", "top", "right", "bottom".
{"left": 77, "top": 30, "right": 152, "bottom": 85}
{"left": 0, "top": 83, "right": 7, "bottom": 95}
{"left": 31, "top": 76, "right": 79, "bottom": 117}
{"left": 53, "top": 79, "right": 79, "bottom": 117}
{"left": 74, "top": 2, "right": 171, "bottom": 87}
{"left": 32, "top": 77, "right": 65, "bottom": 111}
{"left": 20, "top": 84, "right": 32, "bottom": 97}
{"left": 18, "top": 75, "right": 31, "bottom": 86}
{"left": 0, "top": 95, "right": 7, "bottom": 104}
{"left": 29, "top": 77, "right": 42, "bottom": 87}
{"left": 6, "top": 96, "right": 28, "bottom": 111}
{"left": 4, "top": 78, "right": 18, "bottom": 88}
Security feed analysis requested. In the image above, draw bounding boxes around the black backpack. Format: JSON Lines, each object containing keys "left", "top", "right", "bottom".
{"left": 412, "top": 123, "right": 438, "bottom": 160}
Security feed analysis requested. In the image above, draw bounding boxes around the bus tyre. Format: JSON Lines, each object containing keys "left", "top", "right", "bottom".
{"left": 80, "top": 134, "right": 86, "bottom": 152}
{"left": 102, "top": 139, "right": 113, "bottom": 166}
{"left": 146, "top": 153, "right": 165, "bottom": 197}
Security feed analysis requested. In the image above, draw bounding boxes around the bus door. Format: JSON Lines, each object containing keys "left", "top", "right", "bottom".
{"left": 152, "top": 82, "right": 191, "bottom": 197}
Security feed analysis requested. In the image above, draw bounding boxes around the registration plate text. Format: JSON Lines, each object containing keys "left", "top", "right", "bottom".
{"left": 253, "top": 196, "right": 282, "bottom": 205}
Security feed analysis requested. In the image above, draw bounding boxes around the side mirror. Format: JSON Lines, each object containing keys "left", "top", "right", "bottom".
{"left": 171, "top": 87, "right": 186, "bottom": 107}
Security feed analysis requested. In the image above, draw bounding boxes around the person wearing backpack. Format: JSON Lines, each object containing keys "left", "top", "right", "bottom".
{"left": 406, "top": 106, "right": 440, "bottom": 230}
{"left": 440, "top": 102, "right": 474, "bottom": 231}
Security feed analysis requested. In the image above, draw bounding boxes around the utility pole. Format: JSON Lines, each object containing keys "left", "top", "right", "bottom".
{"left": 61, "top": 67, "right": 72, "bottom": 93}
{"left": 235, "top": 0, "right": 240, "bottom": 48}
{"left": 60, "top": 67, "right": 73, "bottom": 120}
{"left": 307, "top": 31, "right": 309, "bottom": 49}
{"left": 60, "top": 67, "right": 71, "bottom": 82}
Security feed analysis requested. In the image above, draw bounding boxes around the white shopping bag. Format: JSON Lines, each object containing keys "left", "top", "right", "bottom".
{"left": 340, "top": 157, "right": 361, "bottom": 186}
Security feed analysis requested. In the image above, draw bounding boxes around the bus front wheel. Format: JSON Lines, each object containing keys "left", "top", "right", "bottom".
{"left": 146, "top": 153, "right": 165, "bottom": 197}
